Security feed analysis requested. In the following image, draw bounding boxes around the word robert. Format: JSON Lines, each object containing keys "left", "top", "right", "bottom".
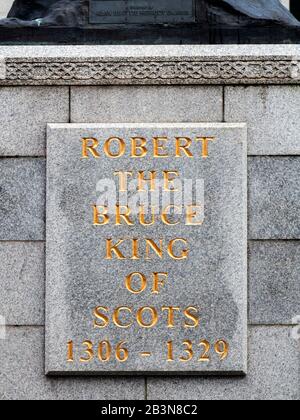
{"left": 81, "top": 136, "right": 215, "bottom": 159}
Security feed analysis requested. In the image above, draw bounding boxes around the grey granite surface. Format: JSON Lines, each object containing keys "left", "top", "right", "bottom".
{"left": 147, "top": 327, "right": 300, "bottom": 400}
{"left": 0, "top": 87, "right": 69, "bottom": 156}
{"left": 0, "top": 327, "right": 145, "bottom": 400}
{"left": 2, "top": 240, "right": 299, "bottom": 327}
{"left": 0, "top": 158, "right": 45, "bottom": 240}
{"left": 225, "top": 86, "right": 300, "bottom": 155}
{"left": 249, "top": 157, "right": 300, "bottom": 239}
{"left": 1, "top": 157, "right": 298, "bottom": 242}
{"left": 71, "top": 86, "right": 223, "bottom": 124}
{"left": 0, "top": 42, "right": 298, "bottom": 400}
{"left": 0, "top": 242, "right": 45, "bottom": 325}
{"left": 46, "top": 122, "right": 247, "bottom": 375}
{"left": 249, "top": 241, "right": 300, "bottom": 325}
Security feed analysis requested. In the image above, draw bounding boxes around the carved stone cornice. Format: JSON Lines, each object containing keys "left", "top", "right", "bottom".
{"left": 0, "top": 46, "right": 299, "bottom": 86}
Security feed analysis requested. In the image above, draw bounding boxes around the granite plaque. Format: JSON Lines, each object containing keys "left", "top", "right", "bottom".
{"left": 89, "top": 0, "right": 195, "bottom": 24}
{"left": 46, "top": 123, "right": 247, "bottom": 375}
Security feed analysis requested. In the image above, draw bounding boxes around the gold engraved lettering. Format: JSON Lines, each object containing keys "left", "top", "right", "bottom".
{"left": 106, "top": 239, "right": 126, "bottom": 260}
{"left": 153, "top": 137, "right": 169, "bottom": 158}
{"left": 215, "top": 340, "right": 229, "bottom": 360}
{"left": 80, "top": 340, "right": 94, "bottom": 363}
{"left": 113, "top": 307, "right": 133, "bottom": 329}
{"left": 125, "top": 272, "right": 167, "bottom": 295}
{"left": 116, "top": 342, "right": 129, "bottom": 362}
{"left": 184, "top": 307, "right": 199, "bottom": 328}
{"left": 93, "top": 206, "right": 203, "bottom": 226}
{"left": 114, "top": 171, "right": 133, "bottom": 192}
{"left": 81, "top": 138, "right": 100, "bottom": 159}
{"left": 103, "top": 137, "right": 126, "bottom": 158}
{"left": 162, "top": 306, "right": 181, "bottom": 328}
{"left": 139, "top": 205, "right": 157, "bottom": 226}
{"left": 138, "top": 171, "right": 157, "bottom": 192}
{"left": 93, "top": 306, "right": 109, "bottom": 329}
{"left": 69, "top": 339, "right": 229, "bottom": 364}
{"left": 198, "top": 340, "right": 211, "bottom": 362}
{"left": 67, "top": 341, "right": 74, "bottom": 363}
{"left": 131, "top": 239, "right": 139, "bottom": 260}
{"left": 98, "top": 341, "right": 112, "bottom": 362}
{"left": 136, "top": 307, "right": 158, "bottom": 328}
{"left": 125, "top": 272, "right": 147, "bottom": 294}
{"left": 175, "top": 137, "right": 193, "bottom": 158}
{"left": 186, "top": 205, "right": 203, "bottom": 226}
{"left": 167, "top": 341, "right": 174, "bottom": 362}
{"left": 93, "top": 205, "right": 109, "bottom": 226}
{"left": 115, "top": 205, "right": 134, "bottom": 226}
{"left": 131, "top": 137, "right": 148, "bottom": 158}
{"left": 163, "top": 171, "right": 179, "bottom": 191}
{"left": 167, "top": 239, "right": 189, "bottom": 260}
{"left": 161, "top": 205, "right": 181, "bottom": 226}
{"left": 152, "top": 273, "right": 168, "bottom": 294}
{"left": 195, "top": 137, "right": 215, "bottom": 158}
{"left": 180, "top": 340, "right": 194, "bottom": 362}
{"left": 105, "top": 238, "right": 189, "bottom": 261}
{"left": 81, "top": 135, "right": 216, "bottom": 159}
{"left": 145, "top": 239, "right": 164, "bottom": 260}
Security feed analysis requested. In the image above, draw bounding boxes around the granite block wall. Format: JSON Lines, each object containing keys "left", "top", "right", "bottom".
{"left": 0, "top": 85, "right": 299, "bottom": 400}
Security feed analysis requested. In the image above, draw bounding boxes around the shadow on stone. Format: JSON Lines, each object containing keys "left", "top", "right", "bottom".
{"left": 0, "top": 0, "right": 299, "bottom": 44}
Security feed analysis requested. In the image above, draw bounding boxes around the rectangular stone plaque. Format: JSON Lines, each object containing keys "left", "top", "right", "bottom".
{"left": 89, "top": 0, "right": 195, "bottom": 24}
{"left": 46, "top": 123, "right": 247, "bottom": 375}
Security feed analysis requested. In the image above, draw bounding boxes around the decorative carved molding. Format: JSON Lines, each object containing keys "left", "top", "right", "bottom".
{"left": 0, "top": 56, "right": 299, "bottom": 85}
